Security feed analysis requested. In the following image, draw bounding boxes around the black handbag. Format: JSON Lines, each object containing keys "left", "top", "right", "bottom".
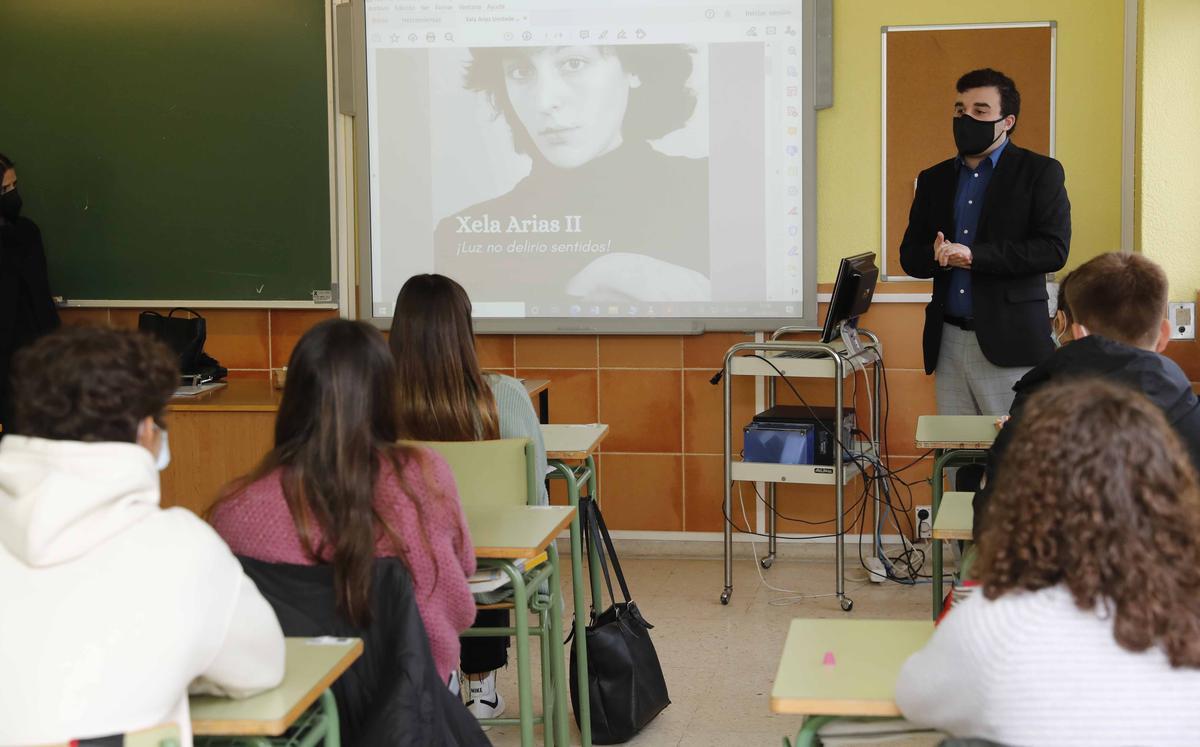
{"left": 137, "top": 308, "right": 226, "bottom": 380}
{"left": 570, "top": 497, "right": 670, "bottom": 744}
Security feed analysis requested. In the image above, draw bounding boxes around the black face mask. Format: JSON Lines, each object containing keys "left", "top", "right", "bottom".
{"left": 953, "top": 115, "right": 1004, "bottom": 157}
{"left": 0, "top": 189, "right": 22, "bottom": 222}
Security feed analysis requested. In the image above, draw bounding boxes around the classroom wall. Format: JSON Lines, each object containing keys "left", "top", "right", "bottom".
{"left": 56, "top": 0, "right": 1200, "bottom": 539}
{"left": 816, "top": 0, "right": 1127, "bottom": 283}
{"left": 1137, "top": 0, "right": 1200, "bottom": 299}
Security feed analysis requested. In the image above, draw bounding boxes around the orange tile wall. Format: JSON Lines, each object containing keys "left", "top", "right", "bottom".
{"left": 58, "top": 302, "right": 1200, "bottom": 535}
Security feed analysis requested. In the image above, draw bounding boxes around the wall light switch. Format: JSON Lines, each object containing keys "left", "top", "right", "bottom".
{"left": 1170, "top": 302, "right": 1195, "bottom": 341}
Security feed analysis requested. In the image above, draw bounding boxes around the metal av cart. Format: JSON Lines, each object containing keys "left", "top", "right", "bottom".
{"left": 720, "top": 327, "right": 883, "bottom": 611}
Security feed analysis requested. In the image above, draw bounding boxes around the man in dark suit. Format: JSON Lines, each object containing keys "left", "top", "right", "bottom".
{"left": 900, "top": 68, "right": 1071, "bottom": 417}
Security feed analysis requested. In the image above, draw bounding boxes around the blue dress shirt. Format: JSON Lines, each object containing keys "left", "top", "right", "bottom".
{"left": 945, "top": 139, "right": 1008, "bottom": 318}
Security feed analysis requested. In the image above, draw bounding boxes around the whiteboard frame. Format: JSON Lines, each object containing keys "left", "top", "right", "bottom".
{"left": 879, "top": 21, "right": 1058, "bottom": 282}
{"left": 350, "top": 0, "right": 819, "bottom": 334}
{"left": 59, "top": 1, "right": 343, "bottom": 310}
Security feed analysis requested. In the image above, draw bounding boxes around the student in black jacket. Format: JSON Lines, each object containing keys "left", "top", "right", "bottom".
{"left": 900, "top": 68, "right": 1071, "bottom": 418}
{"left": 975, "top": 252, "right": 1200, "bottom": 536}
{"left": 0, "top": 152, "right": 60, "bottom": 428}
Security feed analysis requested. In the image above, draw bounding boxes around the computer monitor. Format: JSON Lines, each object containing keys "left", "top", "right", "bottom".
{"left": 820, "top": 252, "right": 879, "bottom": 343}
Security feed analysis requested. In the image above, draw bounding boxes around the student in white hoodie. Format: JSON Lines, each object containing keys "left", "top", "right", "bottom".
{"left": 896, "top": 378, "right": 1200, "bottom": 746}
{"left": 0, "top": 326, "right": 286, "bottom": 746}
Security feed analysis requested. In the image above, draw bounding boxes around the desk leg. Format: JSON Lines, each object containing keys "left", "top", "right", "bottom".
{"left": 548, "top": 458, "right": 593, "bottom": 747}
{"left": 504, "top": 564, "right": 535, "bottom": 747}
{"left": 539, "top": 389, "right": 550, "bottom": 425}
{"left": 584, "top": 456, "right": 604, "bottom": 604}
{"left": 319, "top": 689, "right": 341, "bottom": 747}
{"left": 547, "top": 543, "right": 570, "bottom": 747}
{"left": 792, "top": 716, "right": 837, "bottom": 747}
{"left": 931, "top": 449, "right": 949, "bottom": 619}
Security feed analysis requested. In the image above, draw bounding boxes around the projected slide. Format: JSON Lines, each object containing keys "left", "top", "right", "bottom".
{"left": 365, "top": 1, "right": 805, "bottom": 320}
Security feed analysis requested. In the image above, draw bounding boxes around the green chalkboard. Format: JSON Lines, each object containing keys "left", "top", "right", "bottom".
{"left": 0, "top": 0, "right": 332, "bottom": 303}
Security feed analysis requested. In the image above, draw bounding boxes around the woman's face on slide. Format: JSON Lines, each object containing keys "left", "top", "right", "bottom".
{"left": 502, "top": 46, "right": 638, "bottom": 169}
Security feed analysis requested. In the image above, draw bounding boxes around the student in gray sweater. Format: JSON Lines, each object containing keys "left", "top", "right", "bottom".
{"left": 389, "top": 273, "right": 547, "bottom": 725}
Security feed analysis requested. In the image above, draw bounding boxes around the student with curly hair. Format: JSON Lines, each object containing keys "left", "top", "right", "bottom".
{"left": 433, "top": 44, "right": 710, "bottom": 303}
{"left": 897, "top": 378, "right": 1200, "bottom": 744}
{"left": 0, "top": 326, "right": 284, "bottom": 745}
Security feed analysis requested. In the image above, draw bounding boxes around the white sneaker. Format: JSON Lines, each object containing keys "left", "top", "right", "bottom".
{"left": 465, "top": 671, "right": 506, "bottom": 728}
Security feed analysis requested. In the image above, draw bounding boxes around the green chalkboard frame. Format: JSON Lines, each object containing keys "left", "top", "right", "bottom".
{"left": 0, "top": 0, "right": 339, "bottom": 307}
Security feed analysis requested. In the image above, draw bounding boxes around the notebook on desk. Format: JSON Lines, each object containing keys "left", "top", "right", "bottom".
{"left": 174, "top": 381, "right": 227, "bottom": 397}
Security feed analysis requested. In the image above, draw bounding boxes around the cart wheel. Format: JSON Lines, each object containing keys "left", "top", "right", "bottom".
{"left": 840, "top": 597, "right": 854, "bottom": 612}
{"left": 760, "top": 555, "right": 775, "bottom": 569}
{"left": 720, "top": 589, "right": 732, "bottom": 605}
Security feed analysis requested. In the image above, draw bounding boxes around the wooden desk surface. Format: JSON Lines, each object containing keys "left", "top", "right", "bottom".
{"left": 932, "top": 491, "right": 975, "bottom": 541}
{"left": 168, "top": 378, "right": 281, "bottom": 413}
{"left": 914, "top": 415, "right": 999, "bottom": 449}
{"left": 541, "top": 423, "right": 609, "bottom": 461}
{"left": 191, "top": 637, "right": 362, "bottom": 735}
{"left": 467, "top": 505, "right": 575, "bottom": 559}
{"left": 170, "top": 378, "right": 548, "bottom": 414}
{"left": 770, "top": 618, "right": 933, "bottom": 717}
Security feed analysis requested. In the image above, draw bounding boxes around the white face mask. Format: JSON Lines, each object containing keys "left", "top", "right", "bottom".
{"left": 140, "top": 421, "right": 171, "bottom": 471}
{"left": 155, "top": 428, "right": 171, "bottom": 471}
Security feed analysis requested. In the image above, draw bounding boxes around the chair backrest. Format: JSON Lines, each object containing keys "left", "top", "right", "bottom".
{"left": 412, "top": 438, "right": 537, "bottom": 508}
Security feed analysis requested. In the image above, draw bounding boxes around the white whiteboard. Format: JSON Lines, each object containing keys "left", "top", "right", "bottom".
{"left": 353, "top": 0, "right": 818, "bottom": 333}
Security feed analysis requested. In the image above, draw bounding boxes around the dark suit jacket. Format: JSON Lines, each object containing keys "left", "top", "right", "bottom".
{"left": 898, "top": 143, "right": 1071, "bottom": 374}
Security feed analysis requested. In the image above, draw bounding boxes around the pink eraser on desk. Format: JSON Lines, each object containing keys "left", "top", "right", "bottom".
{"left": 822, "top": 651, "right": 836, "bottom": 666}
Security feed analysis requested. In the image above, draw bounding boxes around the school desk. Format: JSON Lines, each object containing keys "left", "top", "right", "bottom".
{"left": 771, "top": 618, "right": 934, "bottom": 747}
{"left": 542, "top": 422, "right": 610, "bottom": 747}
{"left": 162, "top": 378, "right": 551, "bottom": 515}
{"left": 914, "top": 415, "right": 997, "bottom": 618}
{"left": 191, "top": 636, "right": 362, "bottom": 745}
{"left": 465, "top": 504, "right": 576, "bottom": 747}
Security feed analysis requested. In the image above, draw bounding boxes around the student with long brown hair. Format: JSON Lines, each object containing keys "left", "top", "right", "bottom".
{"left": 897, "top": 378, "right": 1200, "bottom": 744}
{"left": 209, "top": 319, "right": 477, "bottom": 683}
{"left": 390, "top": 273, "right": 548, "bottom": 724}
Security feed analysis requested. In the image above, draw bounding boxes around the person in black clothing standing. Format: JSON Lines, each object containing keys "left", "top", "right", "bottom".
{"left": 974, "top": 252, "right": 1200, "bottom": 535}
{"left": 900, "top": 68, "right": 1072, "bottom": 418}
{"left": 0, "top": 152, "right": 61, "bottom": 429}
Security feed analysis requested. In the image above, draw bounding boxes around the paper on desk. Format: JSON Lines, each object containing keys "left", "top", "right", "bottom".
{"left": 306, "top": 636, "right": 355, "bottom": 646}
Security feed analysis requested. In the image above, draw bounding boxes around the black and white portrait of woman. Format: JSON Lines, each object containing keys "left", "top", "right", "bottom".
{"left": 430, "top": 44, "right": 711, "bottom": 306}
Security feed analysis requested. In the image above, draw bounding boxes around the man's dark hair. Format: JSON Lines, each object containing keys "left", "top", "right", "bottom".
{"left": 956, "top": 68, "right": 1021, "bottom": 136}
{"left": 464, "top": 45, "right": 698, "bottom": 159}
{"left": 1066, "top": 252, "right": 1168, "bottom": 349}
{"left": 10, "top": 326, "right": 179, "bottom": 442}
{"left": 0, "top": 152, "right": 13, "bottom": 172}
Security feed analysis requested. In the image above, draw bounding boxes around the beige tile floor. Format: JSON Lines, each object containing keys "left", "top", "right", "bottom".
{"left": 484, "top": 555, "right": 943, "bottom": 747}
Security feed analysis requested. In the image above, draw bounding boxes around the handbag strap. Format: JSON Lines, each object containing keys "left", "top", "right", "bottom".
{"left": 582, "top": 497, "right": 632, "bottom": 611}
{"left": 581, "top": 498, "right": 614, "bottom": 614}
{"left": 167, "top": 307, "right": 202, "bottom": 319}
{"left": 590, "top": 497, "right": 633, "bottom": 604}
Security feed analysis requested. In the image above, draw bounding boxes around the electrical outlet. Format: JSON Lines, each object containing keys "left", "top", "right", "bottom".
{"left": 915, "top": 505, "right": 932, "bottom": 540}
{"left": 1170, "top": 302, "right": 1196, "bottom": 341}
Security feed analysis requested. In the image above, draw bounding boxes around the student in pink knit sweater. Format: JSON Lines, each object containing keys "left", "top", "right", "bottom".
{"left": 208, "top": 319, "right": 476, "bottom": 682}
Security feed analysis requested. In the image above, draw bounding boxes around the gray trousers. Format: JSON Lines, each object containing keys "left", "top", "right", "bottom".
{"left": 935, "top": 323, "right": 1030, "bottom": 416}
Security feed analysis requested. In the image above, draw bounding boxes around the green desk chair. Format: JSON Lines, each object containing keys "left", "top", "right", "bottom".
{"left": 420, "top": 438, "right": 570, "bottom": 747}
